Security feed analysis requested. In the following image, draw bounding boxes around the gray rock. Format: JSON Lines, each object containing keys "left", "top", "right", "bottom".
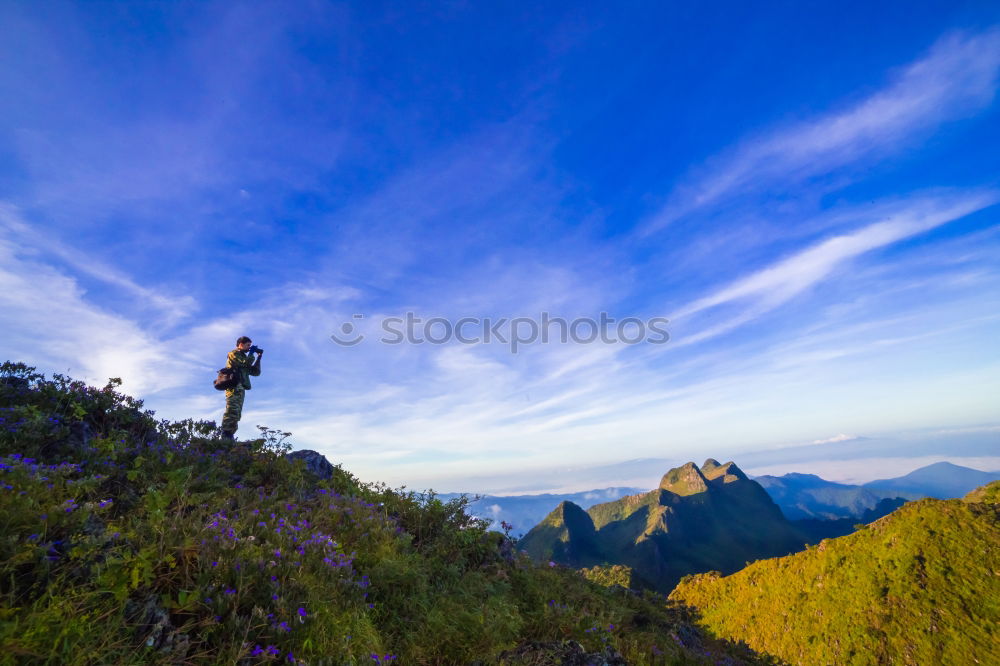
{"left": 124, "top": 594, "right": 189, "bottom": 662}
{"left": 496, "top": 640, "right": 627, "bottom": 666}
{"left": 286, "top": 449, "right": 335, "bottom": 480}
{"left": 68, "top": 421, "right": 93, "bottom": 450}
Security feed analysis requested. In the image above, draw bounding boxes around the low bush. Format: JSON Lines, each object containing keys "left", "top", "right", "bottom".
{"left": 0, "top": 361, "right": 765, "bottom": 665}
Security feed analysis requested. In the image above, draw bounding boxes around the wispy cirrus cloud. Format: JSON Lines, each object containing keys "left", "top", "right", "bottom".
{"left": 3, "top": 3, "right": 999, "bottom": 495}
{"left": 0, "top": 233, "right": 191, "bottom": 397}
{"left": 812, "top": 433, "right": 860, "bottom": 445}
{"left": 670, "top": 191, "right": 999, "bottom": 346}
{"left": 642, "top": 28, "right": 1000, "bottom": 233}
{"left": 0, "top": 204, "right": 197, "bottom": 329}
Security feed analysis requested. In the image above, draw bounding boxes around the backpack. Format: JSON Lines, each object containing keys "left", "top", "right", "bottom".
{"left": 213, "top": 367, "right": 240, "bottom": 391}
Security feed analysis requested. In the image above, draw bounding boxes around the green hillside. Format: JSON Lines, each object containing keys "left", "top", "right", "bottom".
{"left": 0, "top": 362, "right": 767, "bottom": 665}
{"left": 519, "top": 459, "right": 805, "bottom": 592}
{"left": 670, "top": 490, "right": 1000, "bottom": 665}
{"left": 964, "top": 479, "right": 1000, "bottom": 504}
{"left": 791, "top": 496, "right": 906, "bottom": 545}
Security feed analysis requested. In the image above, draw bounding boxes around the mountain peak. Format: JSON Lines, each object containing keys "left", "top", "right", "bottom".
{"left": 782, "top": 473, "right": 823, "bottom": 481}
{"left": 659, "top": 462, "right": 709, "bottom": 495}
{"left": 864, "top": 461, "right": 999, "bottom": 499}
{"left": 535, "top": 500, "right": 598, "bottom": 537}
{"left": 519, "top": 500, "right": 601, "bottom": 567}
{"left": 702, "top": 460, "right": 748, "bottom": 484}
{"left": 553, "top": 499, "right": 590, "bottom": 521}
{"left": 525, "top": 456, "right": 802, "bottom": 591}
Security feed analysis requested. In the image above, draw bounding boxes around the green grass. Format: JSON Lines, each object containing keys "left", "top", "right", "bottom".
{"left": 580, "top": 565, "right": 636, "bottom": 589}
{"left": 670, "top": 494, "right": 1000, "bottom": 665}
{"left": 0, "top": 361, "right": 766, "bottom": 665}
{"left": 963, "top": 480, "right": 1000, "bottom": 504}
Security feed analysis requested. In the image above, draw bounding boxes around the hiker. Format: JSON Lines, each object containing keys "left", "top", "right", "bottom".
{"left": 221, "top": 336, "right": 263, "bottom": 440}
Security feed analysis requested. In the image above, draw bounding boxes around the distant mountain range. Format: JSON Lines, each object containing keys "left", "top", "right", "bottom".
{"left": 518, "top": 459, "right": 806, "bottom": 591}
{"left": 755, "top": 461, "right": 997, "bottom": 527}
{"left": 442, "top": 461, "right": 998, "bottom": 534}
{"left": 753, "top": 472, "right": 896, "bottom": 520}
{"left": 791, "top": 496, "right": 906, "bottom": 544}
{"left": 436, "top": 487, "right": 645, "bottom": 535}
{"left": 862, "top": 460, "right": 999, "bottom": 499}
{"left": 669, "top": 481, "right": 1000, "bottom": 665}
{"left": 513, "top": 460, "right": 1000, "bottom": 592}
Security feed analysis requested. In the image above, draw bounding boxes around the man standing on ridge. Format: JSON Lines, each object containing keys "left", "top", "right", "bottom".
{"left": 221, "top": 336, "right": 263, "bottom": 440}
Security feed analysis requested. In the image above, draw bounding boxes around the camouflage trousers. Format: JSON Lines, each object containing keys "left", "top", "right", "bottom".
{"left": 222, "top": 387, "right": 246, "bottom": 433}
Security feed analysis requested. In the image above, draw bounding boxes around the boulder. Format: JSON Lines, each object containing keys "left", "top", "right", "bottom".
{"left": 124, "top": 594, "right": 190, "bottom": 662}
{"left": 286, "top": 449, "right": 335, "bottom": 480}
{"left": 496, "top": 640, "right": 627, "bottom": 666}
{"left": 68, "top": 421, "right": 94, "bottom": 450}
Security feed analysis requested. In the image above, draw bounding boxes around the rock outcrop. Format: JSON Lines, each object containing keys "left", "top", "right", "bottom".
{"left": 286, "top": 449, "right": 336, "bottom": 480}
{"left": 521, "top": 459, "right": 806, "bottom": 591}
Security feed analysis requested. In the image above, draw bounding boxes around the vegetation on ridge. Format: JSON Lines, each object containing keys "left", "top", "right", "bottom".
{"left": 0, "top": 361, "right": 766, "bottom": 665}
{"left": 963, "top": 480, "right": 1000, "bottom": 504}
{"left": 670, "top": 491, "right": 1000, "bottom": 665}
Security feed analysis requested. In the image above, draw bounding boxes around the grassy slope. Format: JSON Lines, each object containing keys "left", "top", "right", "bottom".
{"left": 0, "top": 362, "right": 767, "bottom": 666}
{"left": 964, "top": 480, "right": 1000, "bottom": 504}
{"left": 670, "top": 495, "right": 1000, "bottom": 665}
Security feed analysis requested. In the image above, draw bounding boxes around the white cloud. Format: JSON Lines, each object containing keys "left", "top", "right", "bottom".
{"left": 670, "top": 192, "right": 998, "bottom": 346}
{"left": 0, "top": 236, "right": 193, "bottom": 396}
{"left": 812, "top": 433, "right": 858, "bottom": 445}
{"left": 929, "top": 425, "right": 1000, "bottom": 436}
{"left": 644, "top": 28, "right": 1000, "bottom": 232}
{"left": 0, "top": 204, "right": 197, "bottom": 329}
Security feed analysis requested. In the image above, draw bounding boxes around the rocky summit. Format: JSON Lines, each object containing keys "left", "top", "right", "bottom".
{"left": 519, "top": 459, "right": 806, "bottom": 591}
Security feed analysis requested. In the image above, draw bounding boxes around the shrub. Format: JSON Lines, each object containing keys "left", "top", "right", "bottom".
{"left": 0, "top": 362, "right": 765, "bottom": 665}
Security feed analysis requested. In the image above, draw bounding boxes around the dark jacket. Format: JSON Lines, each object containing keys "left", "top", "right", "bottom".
{"left": 226, "top": 349, "right": 261, "bottom": 390}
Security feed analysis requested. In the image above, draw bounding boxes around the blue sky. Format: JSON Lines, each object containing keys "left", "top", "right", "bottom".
{"left": 2, "top": 2, "right": 999, "bottom": 493}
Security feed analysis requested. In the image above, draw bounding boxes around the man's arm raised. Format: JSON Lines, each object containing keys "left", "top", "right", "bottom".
{"left": 249, "top": 350, "right": 262, "bottom": 377}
